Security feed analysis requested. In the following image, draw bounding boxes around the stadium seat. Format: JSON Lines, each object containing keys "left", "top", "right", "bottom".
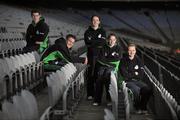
{"left": 40, "top": 106, "right": 52, "bottom": 120}
{"left": 104, "top": 108, "right": 115, "bottom": 120}
{"left": 2, "top": 100, "right": 21, "bottom": 120}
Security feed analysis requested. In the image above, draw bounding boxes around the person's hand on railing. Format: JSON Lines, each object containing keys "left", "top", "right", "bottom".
{"left": 35, "top": 41, "right": 43, "bottom": 45}
{"left": 84, "top": 57, "right": 88, "bottom": 64}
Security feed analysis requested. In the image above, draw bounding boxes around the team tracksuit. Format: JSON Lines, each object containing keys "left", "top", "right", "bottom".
{"left": 94, "top": 44, "right": 121, "bottom": 104}
{"left": 84, "top": 26, "right": 106, "bottom": 98}
{"left": 25, "top": 17, "right": 49, "bottom": 53}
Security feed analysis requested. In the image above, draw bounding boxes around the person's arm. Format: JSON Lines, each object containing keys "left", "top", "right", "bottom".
{"left": 106, "top": 46, "right": 122, "bottom": 63}
{"left": 25, "top": 24, "right": 31, "bottom": 46}
{"left": 120, "top": 58, "right": 129, "bottom": 80}
{"left": 84, "top": 31, "right": 92, "bottom": 47}
{"left": 102, "top": 29, "right": 106, "bottom": 40}
{"left": 98, "top": 47, "right": 106, "bottom": 61}
{"left": 96, "top": 29, "right": 106, "bottom": 47}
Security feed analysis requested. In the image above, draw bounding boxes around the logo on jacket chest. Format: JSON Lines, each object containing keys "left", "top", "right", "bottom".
{"left": 112, "top": 52, "right": 119, "bottom": 56}
{"left": 105, "top": 52, "right": 119, "bottom": 56}
{"left": 36, "top": 30, "right": 44, "bottom": 35}
{"left": 88, "top": 36, "right": 91, "bottom": 40}
{"left": 134, "top": 65, "right": 139, "bottom": 70}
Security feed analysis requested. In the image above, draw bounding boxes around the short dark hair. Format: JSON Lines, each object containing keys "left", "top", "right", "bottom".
{"left": 55, "top": 37, "right": 65, "bottom": 45}
{"left": 31, "top": 9, "right": 41, "bottom": 16}
{"left": 107, "top": 33, "right": 117, "bottom": 40}
{"left": 91, "top": 15, "right": 100, "bottom": 21}
{"left": 66, "top": 34, "right": 76, "bottom": 41}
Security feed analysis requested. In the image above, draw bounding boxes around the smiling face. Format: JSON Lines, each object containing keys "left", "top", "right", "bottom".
{"left": 91, "top": 16, "right": 100, "bottom": 29}
{"left": 128, "top": 45, "right": 136, "bottom": 59}
{"left": 32, "top": 12, "right": 41, "bottom": 24}
{"left": 66, "top": 37, "right": 75, "bottom": 49}
{"left": 108, "top": 35, "right": 117, "bottom": 47}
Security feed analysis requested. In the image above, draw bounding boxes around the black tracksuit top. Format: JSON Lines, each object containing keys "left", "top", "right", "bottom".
{"left": 98, "top": 44, "right": 122, "bottom": 67}
{"left": 84, "top": 26, "right": 106, "bottom": 56}
{"left": 26, "top": 18, "right": 49, "bottom": 48}
{"left": 120, "top": 55, "right": 144, "bottom": 81}
{"left": 41, "top": 38, "right": 84, "bottom": 64}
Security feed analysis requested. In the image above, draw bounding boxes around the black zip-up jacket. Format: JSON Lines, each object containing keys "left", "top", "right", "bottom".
{"left": 120, "top": 55, "right": 144, "bottom": 81}
{"left": 98, "top": 44, "right": 122, "bottom": 68}
{"left": 84, "top": 26, "right": 106, "bottom": 56}
{"left": 26, "top": 17, "right": 49, "bottom": 50}
{"left": 41, "top": 38, "right": 84, "bottom": 64}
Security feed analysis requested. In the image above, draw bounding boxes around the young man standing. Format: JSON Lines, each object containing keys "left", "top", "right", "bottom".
{"left": 84, "top": 15, "right": 106, "bottom": 100}
{"left": 25, "top": 10, "right": 49, "bottom": 53}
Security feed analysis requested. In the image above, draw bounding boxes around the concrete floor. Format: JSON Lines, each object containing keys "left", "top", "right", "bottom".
{"left": 72, "top": 91, "right": 108, "bottom": 120}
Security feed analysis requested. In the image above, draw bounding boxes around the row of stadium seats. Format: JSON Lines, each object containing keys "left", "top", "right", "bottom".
{"left": 0, "top": 51, "right": 40, "bottom": 73}
{"left": 0, "top": 48, "right": 87, "bottom": 120}
{"left": 0, "top": 40, "right": 26, "bottom": 51}
{"left": 0, "top": 51, "right": 45, "bottom": 120}
{"left": 0, "top": 51, "right": 43, "bottom": 99}
{"left": 144, "top": 66, "right": 180, "bottom": 120}
{"left": 104, "top": 72, "right": 118, "bottom": 120}
{"left": 41, "top": 63, "right": 87, "bottom": 120}
{"left": 0, "top": 32, "right": 26, "bottom": 57}
{"left": 146, "top": 47, "right": 180, "bottom": 70}
{"left": 109, "top": 72, "right": 119, "bottom": 119}
{"left": 137, "top": 46, "right": 180, "bottom": 104}
{"left": 139, "top": 46, "right": 180, "bottom": 78}
{"left": 46, "top": 63, "right": 77, "bottom": 107}
{"left": 0, "top": 33, "right": 25, "bottom": 41}
{"left": 0, "top": 89, "right": 39, "bottom": 120}
{"left": 0, "top": 26, "right": 7, "bottom": 33}
{"left": 104, "top": 72, "right": 132, "bottom": 120}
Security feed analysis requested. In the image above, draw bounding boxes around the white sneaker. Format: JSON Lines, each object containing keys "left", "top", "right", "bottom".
{"left": 141, "top": 110, "right": 149, "bottom": 115}
{"left": 136, "top": 110, "right": 142, "bottom": 114}
{"left": 93, "top": 102, "right": 99, "bottom": 106}
{"left": 87, "top": 96, "right": 93, "bottom": 100}
{"left": 107, "top": 102, "right": 112, "bottom": 106}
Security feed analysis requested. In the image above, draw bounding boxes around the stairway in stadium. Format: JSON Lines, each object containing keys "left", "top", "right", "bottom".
{"left": 73, "top": 92, "right": 105, "bottom": 120}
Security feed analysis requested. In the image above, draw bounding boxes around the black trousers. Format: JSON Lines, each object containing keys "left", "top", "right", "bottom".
{"left": 94, "top": 66, "right": 112, "bottom": 103}
{"left": 86, "top": 55, "right": 97, "bottom": 97}
{"left": 126, "top": 79, "right": 152, "bottom": 110}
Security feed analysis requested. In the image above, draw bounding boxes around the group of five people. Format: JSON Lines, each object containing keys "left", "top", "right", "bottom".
{"left": 25, "top": 10, "right": 152, "bottom": 114}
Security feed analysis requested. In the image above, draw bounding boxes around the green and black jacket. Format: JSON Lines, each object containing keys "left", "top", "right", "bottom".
{"left": 97, "top": 44, "right": 122, "bottom": 72}
{"left": 97, "top": 43, "right": 123, "bottom": 88}
{"left": 26, "top": 17, "right": 49, "bottom": 53}
{"left": 41, "top": 38, "right": 85, "bottom": 66}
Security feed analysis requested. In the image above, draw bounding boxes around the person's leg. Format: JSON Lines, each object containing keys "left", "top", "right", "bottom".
{"left": 126, "top": 81, "right": 141, "bottom": 110}
{"left": 86, "top": 56, "right": 94, "bottom": 99}
{"left": 94, "top": 67, "right": 106, "bottom": 104}
{"left": 94, "top": 77, "right": 104, "bottom": 105}
{"left": 134, "top": 81, "right": 152, "bottom": 111}
{"left": 104, "top": 69, "right": 111, "bottom": 102}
